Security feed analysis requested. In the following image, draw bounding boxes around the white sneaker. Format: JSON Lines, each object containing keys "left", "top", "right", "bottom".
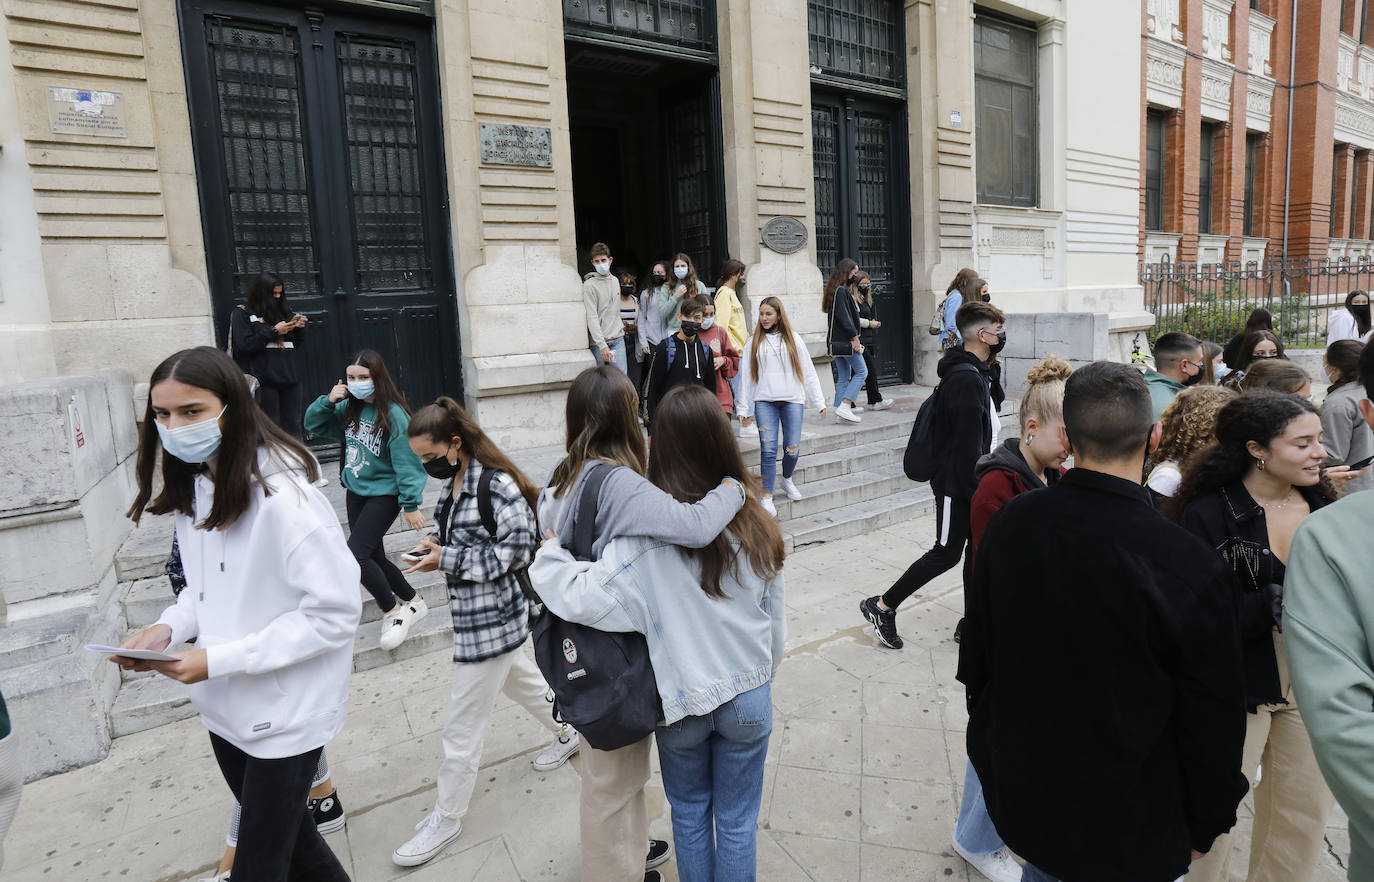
{"left": 852, "top": 405, "right": 865, "bottom": 414}
{"left": 379, "top": 595, "right": 427, "bottom": 652}
{"left": 760, "top": 496, "right": 778, "bottom": 517}
{"left": 871, "top": 399, "right": 893, "bottom": 411}
{"left": 836, "top": 402, "right": 861, "bottom": 423}
{"left": 952, "top": 840, "right": 1022, "bottom": 882}
{"left": 533, "top": 725, "right": 580, "bottom": 771}
{"left": 197, "top": 873, "right": 231, "bottom": 882}
{"left": 393, "top": 810, "right": 462, "bottom": 867}
{"left": 780, "top": 477, "right": 803, "bottom": 501}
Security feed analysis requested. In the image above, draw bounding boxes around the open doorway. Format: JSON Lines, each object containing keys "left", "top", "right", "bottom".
{"left": 565, "top": 42, "right": 726, "bottom": 284}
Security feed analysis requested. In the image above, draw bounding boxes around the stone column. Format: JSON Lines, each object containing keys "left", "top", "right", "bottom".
{"left": 1332, "top": 142, "right": 1357, "bottom": 240}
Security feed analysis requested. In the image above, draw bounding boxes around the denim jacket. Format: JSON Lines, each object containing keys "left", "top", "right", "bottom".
{"left": 529, "top": 534, "right": 786, "bottom": 725}
{"left": 1180, "top": 481, "right": 1330, "bottom": 709}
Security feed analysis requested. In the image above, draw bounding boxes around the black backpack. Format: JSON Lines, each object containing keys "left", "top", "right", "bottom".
{"left": 475, "top": 467, "right": 536, "bottom": 604}
{"left": 903, "top": 363, "right": 982, "bottom": 482}
{"left": 528, "top": 464, "right": 663, "bottom": 750}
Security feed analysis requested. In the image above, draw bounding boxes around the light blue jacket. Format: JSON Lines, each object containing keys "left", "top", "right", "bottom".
{"left": 942, "top": 290, "right": 964, "bottom": 347}
{"left": 529, "top": 534, "right": 786, "bottom": 725}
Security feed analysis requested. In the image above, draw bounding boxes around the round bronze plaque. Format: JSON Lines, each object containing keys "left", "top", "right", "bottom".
{"left": 760, "top": 216, "right": 808, "bottom": 255}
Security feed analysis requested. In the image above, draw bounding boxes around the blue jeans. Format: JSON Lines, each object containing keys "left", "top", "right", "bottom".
{"left": 726, "top": 373, "right": 740, "bottom": 414}
{"left": 656, "top": 683, "right": 773, "bottom": 882}
{"left": 589, "top": 337, "right": 628, "bottom": 374}
{"left": 754, "top": 401, "right": 802, "bottom": 495}
{"left": 832, "top": 352, "right": 868, "bottom": 406}
{"left": 1021, "top": 864, "right": 1061, "bottom": 882}
{"left": 956, "top": 761, "right": 1006, "bottom": 855}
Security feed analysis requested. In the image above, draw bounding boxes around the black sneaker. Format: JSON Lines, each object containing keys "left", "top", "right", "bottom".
{"left": 646, "top": 838, "right": 672, "bottom": 869}
{"left": 860, "top": 596, "right": 904, "bottom": 650}
{"left": 309, "top": 790, "right": 346, "bottom": 834}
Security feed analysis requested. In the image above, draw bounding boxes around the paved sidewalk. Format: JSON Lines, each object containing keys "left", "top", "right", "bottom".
{"left": 5, "top": 513, "right": 1352, "bottom": 881}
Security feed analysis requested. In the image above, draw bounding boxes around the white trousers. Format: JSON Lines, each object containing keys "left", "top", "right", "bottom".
{"left": 436, "top": 641, "right": 560, "bottom": 819}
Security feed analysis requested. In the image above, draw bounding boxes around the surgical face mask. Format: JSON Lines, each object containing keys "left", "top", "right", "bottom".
{"left": 674, "top": 266, "right": 689, "bottom": 280}
{"left": 156, "top": 406, "right": 227, "bottom": 464}
{"left": 986, "top": 330, "right": 1007, "bottom": 355}
{"left": 423, "top": 443, "right": 459, "bottom": 480}
{"left": 621, "top": 285, "right": 635, "bottom": 296}
{"left": 594, "top": 261, "right": 611, "bottom": 275}
{"left": 652, "top": 273, "right": 667, "bottom": 286}
{"left": 680, "top": 320, "right": 702, "bottom": 337}
{"left": 1351, "top": 303, "right": 1371, "bottom": 321}
{"left": 1216, "top": 364, "right": 1231, "bottom": 380}
{"left": 701, "top": 317, "right": 715, "bottom": 330}
{"left": 348, "top": 380, "right": 375, "bottom": 400}
{"left": 1182, "top": 367, "right": 1204, "bottom": 387}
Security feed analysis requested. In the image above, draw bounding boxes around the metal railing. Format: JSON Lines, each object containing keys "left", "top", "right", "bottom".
{"left": 563, "top": 0, "right": 715, "bottom": 55}
{"left": 1140, "top": 256, "right": 1374, "bottom": 349}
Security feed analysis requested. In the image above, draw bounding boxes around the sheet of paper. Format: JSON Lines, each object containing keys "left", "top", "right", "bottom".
{"left": 84, "top": 644, "right": 181, "bottom": 662}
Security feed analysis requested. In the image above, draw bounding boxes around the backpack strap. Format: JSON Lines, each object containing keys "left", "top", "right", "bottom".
{"left": 477, "top": 466, "right": 498, "bottom": 537}
{"left": 570, "top": 463, "right": 616, "bottom": 562}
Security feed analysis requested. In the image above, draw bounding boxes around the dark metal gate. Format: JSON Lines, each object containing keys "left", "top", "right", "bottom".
{"left": 812, "top": 93, "right": 911, "bottom": 383}
{"left": 181, "top": 0, "right": 458, "bottom": 425}
{"left": 664, "top": 79, "right": 727, "bottom": 283}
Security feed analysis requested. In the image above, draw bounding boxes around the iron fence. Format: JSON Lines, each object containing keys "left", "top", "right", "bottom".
{"left": 1140, "top": 256, "right": 1374, "bottom": 350}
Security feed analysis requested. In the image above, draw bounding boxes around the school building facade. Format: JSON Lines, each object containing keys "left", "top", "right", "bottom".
{"left": 0, "top": 0, "right": 1148, "bottom": 455}
{"left": 1140, "top": 0, "right": 1374, "bottom": 266}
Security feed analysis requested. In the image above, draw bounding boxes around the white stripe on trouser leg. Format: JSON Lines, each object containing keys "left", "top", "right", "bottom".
{"left": 938, "top": 496, "right": 952, "bottom": 546}
{"left": 0, "top": 731, "right": 22, "bottom": 872}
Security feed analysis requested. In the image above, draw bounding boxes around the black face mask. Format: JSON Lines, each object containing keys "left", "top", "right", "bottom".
{"left": 652, "top": 273, "right": 667, "bottom": 286}
{"left": 859, "top": 284, "right": 871, "bottom": 293}
{"left": 424, "top": 444, "right": 459, "bottom": 480}
{"left": 621, "top": 286, "right": 634, "bottom": 296}
{"left": 1182, "top": 367, "right": 1204, "bottom": 386}
{"left": 988, "top": 331, "right": 1007, "bottom": 355}
{"left": 1351, "top": 303, "right": 1371, "bottom": 321}
{"left": 848, "top": 273, "right": 858, "bottom": 284}
{"left": 680, "top": 320, "right": 702, "bottom": 337}
{"left": 981, "top": 292, "right": 991, "bottom": 303}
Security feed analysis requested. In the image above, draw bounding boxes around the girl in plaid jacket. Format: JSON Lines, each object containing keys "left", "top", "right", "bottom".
{"left": 388, "top": 396, "right": 577, "bottom": 868}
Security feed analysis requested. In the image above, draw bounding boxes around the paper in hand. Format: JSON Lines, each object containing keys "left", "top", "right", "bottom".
{"left": 85, "top": 644, "right": 180, "bottom": 662}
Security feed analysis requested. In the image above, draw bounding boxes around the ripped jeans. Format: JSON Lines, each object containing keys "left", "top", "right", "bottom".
{"left": 754, "top": 400, "right": 802, "bottom": 496}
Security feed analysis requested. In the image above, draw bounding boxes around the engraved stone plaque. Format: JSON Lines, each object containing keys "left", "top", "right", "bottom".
{"left": 47, "top": 87, "right": 127, "bottom": 138}
{"left": 479, "top": 123, "right": 553, "bottom": 168}
{"left": 760, "top": 216, "right": 808, "bottom": 254}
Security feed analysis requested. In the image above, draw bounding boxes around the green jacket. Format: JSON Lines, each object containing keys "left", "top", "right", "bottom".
{"left": 1144, "top": 369, "right": 1186, "bottom": 422}
{"left": 304, "top": 396, "right": 428, "bottom": 511}
{"left": 1285, "top": 489, "right": 1374, "bottom": 880}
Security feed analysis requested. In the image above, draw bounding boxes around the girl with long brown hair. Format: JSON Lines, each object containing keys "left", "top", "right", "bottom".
{"left": 116, "top": 346, "right": 359, "bottom": 882}
{"left": 389, "top": 395, "right": 578, "bottom": 868}
{"left": 939, "top": 268, "right": 985, "bottom": 350}
{"left": 531, "top": 383, "right": 786, "bottom": 882}
{"left": 658, "top": 252, "right": 710, "bottom": 334}
{"left": 822, "top": 258, "right": 868, "bottom": 421}
{"left": 536, "top": 365, "right": 749, "bottom": 882}
{"left": 305, "top": 349, "right": 431, "bottom": 651}
{"left": 737, "top": 296, "right": 827, "bottom": 516}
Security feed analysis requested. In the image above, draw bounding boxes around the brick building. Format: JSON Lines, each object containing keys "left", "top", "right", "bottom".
{"left": 1140, "top": 0, "right": 1374, "bottom": 266}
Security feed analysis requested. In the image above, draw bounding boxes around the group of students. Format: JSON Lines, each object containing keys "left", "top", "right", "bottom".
{"left": 111, "top": 342, "right": 785, "bottom": 882}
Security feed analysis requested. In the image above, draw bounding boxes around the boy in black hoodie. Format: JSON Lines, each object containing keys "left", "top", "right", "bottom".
{"left": 860, "top": 300, "right": 1006, "bottom": 649}
{"left": 645, "top": 296, "right": 717, "bottom": 434}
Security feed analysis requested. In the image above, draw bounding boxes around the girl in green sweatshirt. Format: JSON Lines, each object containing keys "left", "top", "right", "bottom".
{"left": 305, "top": 350, "right": 431, "bottom": 651}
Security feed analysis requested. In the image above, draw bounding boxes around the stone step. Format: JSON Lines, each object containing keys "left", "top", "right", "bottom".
{"left": 783, "top": 484, "right": 940, "bottom": 552}
{"left": 784, "top": 437, "right": 905, "bottom": 485}
{"left": 0, "top": 605, "right": 96, "bottom": 668}
{"left": 771, "top": 463, "right": 909, "bottom": 521}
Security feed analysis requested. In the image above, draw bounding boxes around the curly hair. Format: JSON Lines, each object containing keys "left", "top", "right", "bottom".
{"left": 1153, "top": 385, "right": 1234, "bottom": 466}
{"left": 1019, "top": 355, "right": 1072, "bottom": 435}
{"left": 1170, "top": 391, "right": 1333, "bottom": 519}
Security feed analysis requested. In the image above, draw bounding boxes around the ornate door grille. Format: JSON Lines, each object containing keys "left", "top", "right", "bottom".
{"left": 564, "top": 0, "right": 716, "bottom": 58}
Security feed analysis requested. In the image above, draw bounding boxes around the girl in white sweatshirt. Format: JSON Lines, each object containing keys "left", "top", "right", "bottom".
{"left": 117, "top": 346, "right": 361, "bottom": 882}
{"left": 736, "top": 296, "right": 827, "bottom": 517}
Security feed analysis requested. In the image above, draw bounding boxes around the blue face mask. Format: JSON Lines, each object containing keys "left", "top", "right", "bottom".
{"left": 156, "top": 406, "right": 227, "bottom": 464}
{"left": 701, "top": 317, "right": 715, "bottom": 330}
{"left": 674, "top": 266, "right": 689, "bottom": 280}
{"left": 1215, "top": 364, "right": 1230, "bottom": 380}
{"left": 348, "top": 380, "right": 375, "bottom": 400}
{"left": 594, "top": 261, "right": 611, "bottom": 275}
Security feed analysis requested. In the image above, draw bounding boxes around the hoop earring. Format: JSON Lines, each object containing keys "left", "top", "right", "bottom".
{"left": 1027, "top": 434, "right": 1034, "bottom": 444}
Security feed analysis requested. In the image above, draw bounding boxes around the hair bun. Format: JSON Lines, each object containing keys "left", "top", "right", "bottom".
{"left": 1024, "top": 354, "right": 1072, "bottom": 386}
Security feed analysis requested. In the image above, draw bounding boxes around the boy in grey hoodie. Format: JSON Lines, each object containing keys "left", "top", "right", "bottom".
{"left": 584, "top": 242, "right": 626, "bottom": 373}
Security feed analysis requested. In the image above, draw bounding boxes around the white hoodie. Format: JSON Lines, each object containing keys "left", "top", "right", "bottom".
{"left": 154, "top": 447, "right": 361, "bottom": 759}
{"left": 735, "top": 330, "right": 826, "bottom": 415}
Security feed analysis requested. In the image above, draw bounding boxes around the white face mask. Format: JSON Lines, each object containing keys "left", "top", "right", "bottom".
{"left": 594, "top": 260, "right": 611, "bottom": 275}
{"left": 674, "top": 266, "right": 689, "bottom": 280}
{"left": 156, "top": 406, "right": 227, "bottom": 464}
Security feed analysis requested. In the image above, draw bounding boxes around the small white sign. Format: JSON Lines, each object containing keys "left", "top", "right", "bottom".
{"left": 950, "top": 109, "right": 963, "bottom": 128}
{"left": 47, "top": 86, "right": 127, "bottom": 138}
{"left": 68, "top": 398, "right": 85, "bottom": 449}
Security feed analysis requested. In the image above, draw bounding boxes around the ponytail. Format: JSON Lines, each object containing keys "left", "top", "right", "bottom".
{"left": 408, "top": 396, "right": 540, "bottom": 512}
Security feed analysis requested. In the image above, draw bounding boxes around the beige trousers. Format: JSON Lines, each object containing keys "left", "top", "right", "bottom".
{"left": 1188, "top": 632, "right": 1334, "bottom": 882}
{"left": 579, "top": 736, "right": 651, "bottom": 882}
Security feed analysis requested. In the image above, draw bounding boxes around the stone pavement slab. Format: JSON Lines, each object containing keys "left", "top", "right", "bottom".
{"left": 5, "top": 512, "right": 1352, "bottom": 881}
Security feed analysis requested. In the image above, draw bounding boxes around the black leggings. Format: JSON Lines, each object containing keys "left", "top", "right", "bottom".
{"left": 210, "top": 734, "right": 350, "bottom": 882}
{"left": 860, "top": 345, "right": 883, "bottom": 405}
{"left": 346, "top": 491, "right": 417, "bottom": 612}
{"left": 259, "top": 381, "right": 304, "bottom": 441}
{"left": 881, "top": 493, "right": 971, "bottom": 610}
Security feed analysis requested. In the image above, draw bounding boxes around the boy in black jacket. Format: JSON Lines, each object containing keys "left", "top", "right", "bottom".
{"left": 645, "top": 297, "right": 717, "bottom": 434}
{"left": 860, "top": 300, "right": 1006, "bottom": 649}
{"left": 957, "top": 361, "right": 1246, "bottom": 882}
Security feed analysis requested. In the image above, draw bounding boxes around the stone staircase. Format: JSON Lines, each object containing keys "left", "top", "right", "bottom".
{"left": 103, "top": 385, "right": 1019, "bottom": 741}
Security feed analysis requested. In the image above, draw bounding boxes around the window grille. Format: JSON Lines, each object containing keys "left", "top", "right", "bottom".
{"left": 807, "top": 0, "right": 905, "bottom": 92}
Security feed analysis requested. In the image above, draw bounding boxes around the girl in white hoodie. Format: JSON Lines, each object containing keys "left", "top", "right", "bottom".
{"left": 117, "top": 346, "right": 361, "bottom": 882}
{"left": 736, "top": 296, "right": 827, "bottom": 517}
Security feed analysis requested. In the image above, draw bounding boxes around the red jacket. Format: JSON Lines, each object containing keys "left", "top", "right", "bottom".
{"left": 970, "top": 469, "right": 1030, "bottom": 559}
{"left": 698, "top": 325, "right": 740, "bottom": 414}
